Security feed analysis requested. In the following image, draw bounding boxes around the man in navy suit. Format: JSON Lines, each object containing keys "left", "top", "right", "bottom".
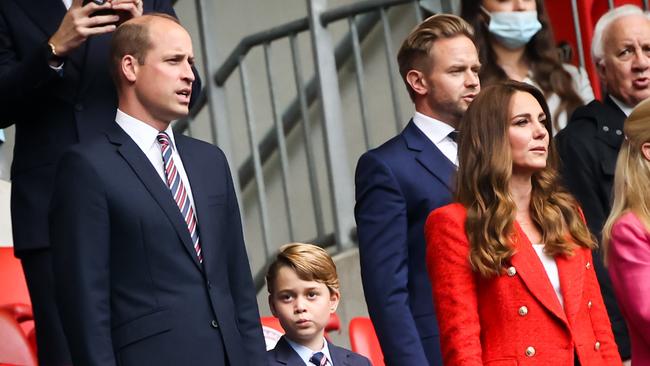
{"left": 354, "top": 14, "right": 480, "bottom": 365}
{"left": 50, "top": 14, "right": 265, "bottom": 365}
{"left": 0, "top": 1, "right": 198, "bottom": 363}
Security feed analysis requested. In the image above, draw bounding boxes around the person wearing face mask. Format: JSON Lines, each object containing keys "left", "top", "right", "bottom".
{"left": 461, "top": 0, "right": 594, "bottom": 134}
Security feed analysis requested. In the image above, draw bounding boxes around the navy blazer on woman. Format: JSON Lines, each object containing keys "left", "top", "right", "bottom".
{"left": 267, "top": 336, "right": 371, "bottom": 366}
{"left": 354, "top": 120, "right": 453, "bottom": 365}
{"left": 50, "top": 124, "right": 265, "bottom": 365}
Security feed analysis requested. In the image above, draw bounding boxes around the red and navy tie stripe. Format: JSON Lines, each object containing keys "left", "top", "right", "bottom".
{"left": 157, "top": 132, "right": 203, "bottom": 263}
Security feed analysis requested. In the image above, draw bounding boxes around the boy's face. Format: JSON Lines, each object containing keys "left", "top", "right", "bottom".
{"left": 269, "top": 266, "right": 340, "bottom": 350}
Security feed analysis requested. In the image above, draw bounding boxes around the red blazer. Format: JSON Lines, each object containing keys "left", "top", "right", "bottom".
{"left": 425, "top": 203, "right": 621, "bottom": 366}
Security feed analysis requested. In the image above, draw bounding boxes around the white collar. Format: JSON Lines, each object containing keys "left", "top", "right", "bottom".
{"left": 115, "top": 109, "right": 176, "bottom": 152}
{"left": 412, "top": 111, "right": 455, "bottom": 144}
{"left": 285, "top": 337, "right": 332, "bottom": 365}
{"left": 609, "top": 95, "right": 634, "bottom": 117}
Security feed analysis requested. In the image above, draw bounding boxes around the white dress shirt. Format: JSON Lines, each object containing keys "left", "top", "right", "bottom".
{"left": 285, "top": 337, "right": 333, "bottom": 366}
{"left": 62, "top": 0, "right": 72, "bottom": 10}
{"left": 610, "top": 95, "right": 634, "bottom": 117}
{"left": 115, "top": 109, "right": 197, "bottom": 211}
{"left": 532, "top": 243, "right": 564, "bottom": 308}
{"left": 412, "top": 111, "right": 458, "bottom": 166}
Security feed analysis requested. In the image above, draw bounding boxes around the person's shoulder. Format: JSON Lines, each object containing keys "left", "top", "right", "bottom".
{"left": 428, "top": 203, "right": 466, "bottom": 224}
{"left": 558, "top": 99, "right": 607, "bottom": 137}
{"left": 328, "top": 342, "right": 372, "bottom": 365}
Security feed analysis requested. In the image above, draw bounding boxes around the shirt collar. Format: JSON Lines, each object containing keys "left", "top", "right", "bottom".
{"left": 609, "top": 95, "right": 634, "bottom": 117}
{"left": 115, "top": 109, "right": 176, "bottom": 152}
{"left": 412, "top": 111, "right": 455, "bottom": 144}
{"left": 285, "top": 337, "right": 332, "bottom": 365}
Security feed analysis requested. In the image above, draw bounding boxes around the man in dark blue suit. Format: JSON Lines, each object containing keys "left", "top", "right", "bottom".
{"left": 0, "top": 1, "right": 194, "bottom": 364}
{"left": 354, "top": 14, "right": 480, "bottom": 365}
{"left": 50, "top": 14, "right": 265, "bottom": 365}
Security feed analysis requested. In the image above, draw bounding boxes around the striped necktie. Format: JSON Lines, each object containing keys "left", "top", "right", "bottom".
{"left": 309, "top": 352, "right": 327, "bottom": 366}
{"left": 157, "top": 132, "right": 203, "bottom": 263}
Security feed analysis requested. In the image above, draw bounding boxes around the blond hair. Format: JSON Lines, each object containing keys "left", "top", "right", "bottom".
{"left": 266, "top": 243, "right": 340, "bottom": 294}
{"left": 603, "top": 98, "right": 650, "bottom": 263}
{"left": 456, "top": 81, "right": 596, "bottom": 277}
{"left": 397, "top": 14, "right": 475, "bottom": 102}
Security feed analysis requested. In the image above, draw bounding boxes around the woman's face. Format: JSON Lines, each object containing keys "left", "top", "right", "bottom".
{"left": 482, "top": 0, "right": 537, "bottom": 12}
{"left": 508, "top": 91, "right": 549, "bottom": 175}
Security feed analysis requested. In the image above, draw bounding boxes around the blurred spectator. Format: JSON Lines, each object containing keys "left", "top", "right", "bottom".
{"left": 556, "top": 5, "right": 650, "bottom": 361}
{"left": 603, "top": 98, "right": 650, "bottom": 366}
{"left": 461, "top": 0, "right": 594, "bottom": 134}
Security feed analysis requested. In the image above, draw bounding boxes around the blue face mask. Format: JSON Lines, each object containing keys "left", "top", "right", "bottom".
{"left": 484, "top": 9, "right": 542, "bottom": 49}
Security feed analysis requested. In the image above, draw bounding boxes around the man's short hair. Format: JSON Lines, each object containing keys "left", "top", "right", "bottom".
{"left": 109, "top": 13, "right": 180, "bottom": 88}
{"left": 397, "top": 14, "right": 475, "bottom": 102}
{"left": 265, "top": 243, "right": 340, "bottom": 295}
{"left": 591, "top": 5, "right": 648, "bottom": 65}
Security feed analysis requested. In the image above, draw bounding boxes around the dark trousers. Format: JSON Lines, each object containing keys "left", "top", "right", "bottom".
{"left": 20, "top": 248, "right": 72, "bottom": 366}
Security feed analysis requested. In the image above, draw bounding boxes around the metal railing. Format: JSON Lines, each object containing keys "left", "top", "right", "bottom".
{"left": 174, "top": 0, "right": 427, "bottom": 288}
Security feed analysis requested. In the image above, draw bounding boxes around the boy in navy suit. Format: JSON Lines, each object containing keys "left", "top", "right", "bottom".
{"left": 266, "top": 243, "right": 371, "bottom": 366}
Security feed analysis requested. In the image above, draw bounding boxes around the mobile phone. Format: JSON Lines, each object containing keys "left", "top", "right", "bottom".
{"left": 82, "top": 0, "right": 116, "bottom": 17}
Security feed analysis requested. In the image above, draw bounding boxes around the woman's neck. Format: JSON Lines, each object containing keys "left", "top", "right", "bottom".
{"left": 491, "top": 40, "right": 529, "bottom": 82}
{"left": 510, "top": 173, "right": 533, "bottom": 219}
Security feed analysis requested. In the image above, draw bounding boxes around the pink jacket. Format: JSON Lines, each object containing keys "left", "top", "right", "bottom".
{"left": 608, "top": 212, "right": 650, "bottom": 365}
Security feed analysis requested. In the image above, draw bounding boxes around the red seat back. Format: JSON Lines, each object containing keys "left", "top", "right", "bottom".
{"left": 0, "top": 248, "right": 31, "bottom": 307}
{"left": 0, "top": 308, "right": 37, "bottom": 366}
{"left": 348, "top": 317, "right": 384, "bottom": 366}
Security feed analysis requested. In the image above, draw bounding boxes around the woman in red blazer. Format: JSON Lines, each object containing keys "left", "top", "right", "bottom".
{"left": 425, "top": 81, "right": 621, "bottom": 366}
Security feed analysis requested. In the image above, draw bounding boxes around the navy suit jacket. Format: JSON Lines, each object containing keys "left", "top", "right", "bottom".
{"left": 267, "top": 336, "right": 371, "bottom": 366}
{"left": 354, "top": 120, "right": 452, "bottom": 365}
{"left": 50, "top": 123, "right": 266, "bottom": 365}
{"left": 0, "top": 0, "right": 199, "bottom": 254}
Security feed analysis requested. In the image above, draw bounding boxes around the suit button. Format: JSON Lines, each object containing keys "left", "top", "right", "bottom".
{"left": 525, "top": 346, "right": 536, "bottom": 357}
{"left": 211, "top": 320, "right": 219, "bottom": 328}
{"left": 506, "top": 266, "right": 517, "bottom": 277}
{"left": 586, "top": 261, "right": 591, "bottom": 269}
{"left": 206, "top": 280, "right": 212, "bottom": 289}
{"left": 587, "top": 300, "right": 592, "bottom": 308}
{"left": 74, "top": 103, "right": 84, "bottom": 111}
{"left": 602, "top": 126, "right": 609, "bottom": 132}
{"left": 518, "top": 306, "right": 528, "bottom": 316}
{"left": 594, "top": 341, "right": 601, "bottom": 351}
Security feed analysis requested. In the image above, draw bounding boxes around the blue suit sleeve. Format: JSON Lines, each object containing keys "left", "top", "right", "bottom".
{"left": 221, "top": 151, "right": 267, "bottom": 364}
{"left": 50, "top": 149, "right": 115, "bottom": 366}
{"left": 354, "top": 151, "right": 429, "bottom": 365}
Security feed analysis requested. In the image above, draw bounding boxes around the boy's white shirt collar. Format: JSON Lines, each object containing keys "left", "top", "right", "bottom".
{"left": 285, "top": 337, "right": 333, "bottom": 365}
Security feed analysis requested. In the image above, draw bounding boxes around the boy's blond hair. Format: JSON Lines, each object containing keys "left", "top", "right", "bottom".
{"left": 266, "top": 243, "right": 340, "bottom": 295}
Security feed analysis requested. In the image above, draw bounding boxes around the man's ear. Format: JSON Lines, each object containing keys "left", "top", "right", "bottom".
{"left": 122, "top": 55, "right": 139, "bottom": 83}
{"left": 595, "top": 59, "right": 607, "bottom": 82}
{"left": 641, "top": 142, "right": 650, "bottom": 162}
{"left": 405, "top": 69, "right": 428, "bottom": 97}
{"left": 328, "top": 289, "right": 340, "bottom": 314}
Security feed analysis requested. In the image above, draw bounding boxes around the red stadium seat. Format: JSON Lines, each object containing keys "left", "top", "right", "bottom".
{"left": 349, "top": 317, "right": 384, "bottom": 366}
{"left": 0, "top": 247, "right": 36, "bottom": 357}
{"left": 0, "top": 307, "right": 37, "bottom": 366}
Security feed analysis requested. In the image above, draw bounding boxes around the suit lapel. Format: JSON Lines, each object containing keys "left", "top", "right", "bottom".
{"left": 273, "top": 337, "right": 304, "bottom": 365}
{"left": 510, "top": 222, "right": 568, "bottom": 325}
{"left": 106, "top": 125, "right": 203, "bottom": 272}
{"left": 556, "top": 248, "right": 585, "bottom": 326}
{"left": 174, "top": 134, "right": 221, "bottom": 275}
{"left": 402, "top": 120, "right": 455, "bottom": 191}
{"left": 328, "top": 342, "right": 350, "bottom": 366}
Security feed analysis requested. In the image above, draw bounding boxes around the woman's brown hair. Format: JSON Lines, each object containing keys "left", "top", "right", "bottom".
{"left": 460, "top": 0, "right": 584, "bottom": 132}
{"left": 456, "top": 81, "right": 596, "bottom": 277}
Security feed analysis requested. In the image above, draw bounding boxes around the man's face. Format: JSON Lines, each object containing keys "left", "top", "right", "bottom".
{"left": 422, "top": 35, "right": 481, "bottom": 124}
{"left": 599, "top": 14, "right": 650, "bottom": 107}
{"left": 134, "top": 19, "right": 195, "bottom": 126}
